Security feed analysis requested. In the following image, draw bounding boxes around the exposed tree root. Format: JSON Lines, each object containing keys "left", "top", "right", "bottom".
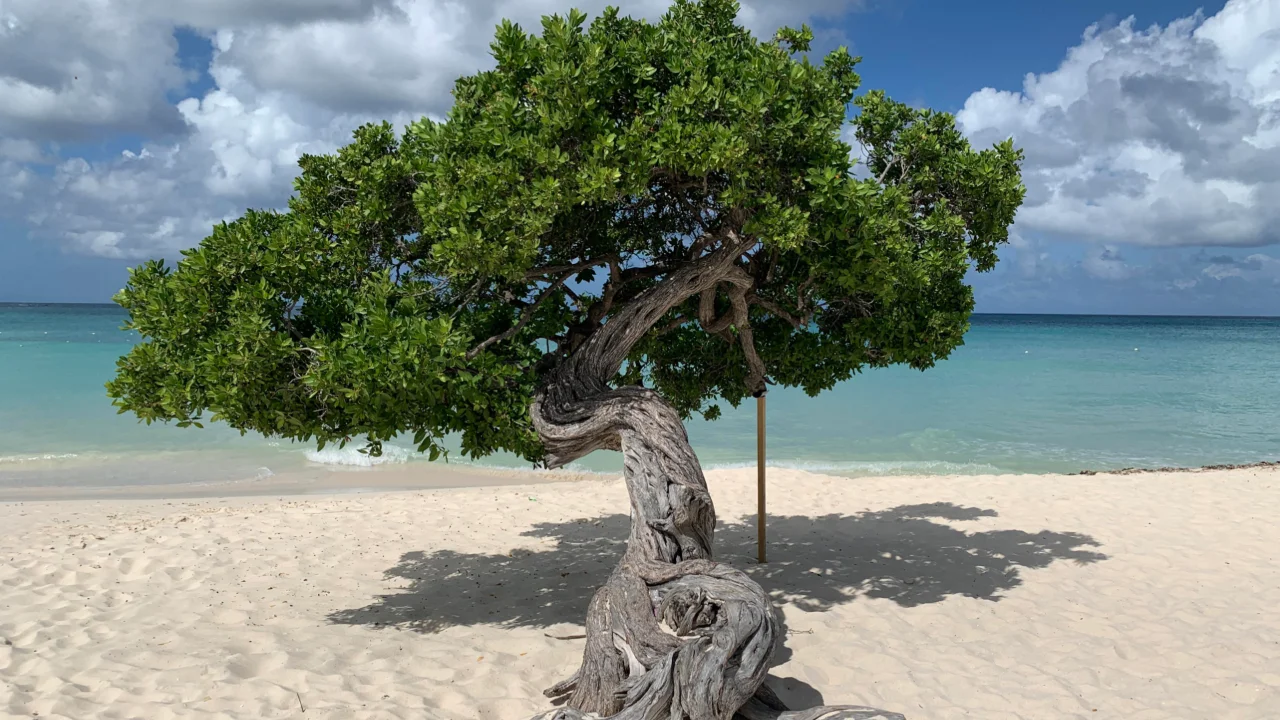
{"left": 531, "top": 705, "right": 905, "bottom": 720}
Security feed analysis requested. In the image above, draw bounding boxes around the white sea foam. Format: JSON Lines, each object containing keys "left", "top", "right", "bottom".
{"left": 0, "top": 453, "right": 80, "bottom": 465}
{"left": 524, "top": 463, "right": 619, "bottom": 479}
{"left": 304, "top": 444, "right": 414, "bottom": 467}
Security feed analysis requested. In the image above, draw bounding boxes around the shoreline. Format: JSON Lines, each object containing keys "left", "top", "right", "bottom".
{"left": 0, "top": 461, "right": 610, "bottom": 503}
{"left": 3, "top": 455, "right": 1279, "bottom": 503}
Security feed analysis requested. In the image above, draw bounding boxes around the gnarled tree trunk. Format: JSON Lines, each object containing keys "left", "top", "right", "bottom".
{"left": 523, "top": 238, "right": 906, "bottom": 720}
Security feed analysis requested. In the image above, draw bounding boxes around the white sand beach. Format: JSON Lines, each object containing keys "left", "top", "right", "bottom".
{"left": 2, "top": 466, "right": 1278, "bottom": 719}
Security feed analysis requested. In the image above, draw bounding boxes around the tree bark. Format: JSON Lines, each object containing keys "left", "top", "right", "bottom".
{"left": 523, "top": 238, "right": 906, "bottom": 720}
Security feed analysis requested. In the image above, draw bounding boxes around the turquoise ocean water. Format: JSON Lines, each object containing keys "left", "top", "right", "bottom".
{"left": 1, "top": 302, "right": 1277, "bottom": 491}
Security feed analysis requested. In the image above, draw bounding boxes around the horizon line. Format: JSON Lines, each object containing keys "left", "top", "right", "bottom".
{"left": 1, "top": 301, "right": 1277, "bottom": 320}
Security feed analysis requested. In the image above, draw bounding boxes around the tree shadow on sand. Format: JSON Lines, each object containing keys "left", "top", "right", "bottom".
{"left": 328, "top": 502, "right": 1106, "bottom": 634}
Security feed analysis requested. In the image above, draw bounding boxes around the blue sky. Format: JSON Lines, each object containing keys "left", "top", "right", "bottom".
{"left": 2, "top": 0, "right": 1277, "bottom": 315}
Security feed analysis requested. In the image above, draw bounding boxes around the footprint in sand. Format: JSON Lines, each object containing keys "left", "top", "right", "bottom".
{"left": 209, "top": 608, "right": 249, "bottom": 625}
{"left": 117, "top": 555, "right": 154, "bottom": 577}
{"left": 227, "top": 651, "right": 289, "bottom": 679}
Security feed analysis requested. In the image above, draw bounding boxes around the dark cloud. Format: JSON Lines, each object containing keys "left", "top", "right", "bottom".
{"left": 158, "top": 0, "right": 401, "bottom": 28}
{"left": 1059, "top": 168, "right": 1149, "bottom": 201}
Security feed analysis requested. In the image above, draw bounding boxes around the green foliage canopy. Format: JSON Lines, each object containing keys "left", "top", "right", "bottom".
{"left": 107, "top": 0, "right": 1025, "bottom": 463}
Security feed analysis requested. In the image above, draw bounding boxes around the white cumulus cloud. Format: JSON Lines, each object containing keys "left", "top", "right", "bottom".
{"left": 957, "top": 0, "right": 1280, "bottom": 249}
{"left": 0, "top": 0, "right": 863, "bottom": 259}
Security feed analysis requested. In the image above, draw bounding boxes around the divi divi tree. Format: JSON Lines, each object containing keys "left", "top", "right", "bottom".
{"left": 109, "top": 2, "right": 1024, "bottom": 718}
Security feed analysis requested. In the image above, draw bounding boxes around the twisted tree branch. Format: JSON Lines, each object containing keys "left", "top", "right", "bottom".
{"left": 524, "top": 255, "right": 619, "bottom": 280}
{"left": 656, "top": 313, "right": 694, "bottom": 335}
{"left": 749, "top": 293, "right": 813, "bottom": 329}
{"left": 696, "top": 265, "right": 767, "bottom": 394}
{"left": 466, "top": 271, "right": 574, "bottom": 360}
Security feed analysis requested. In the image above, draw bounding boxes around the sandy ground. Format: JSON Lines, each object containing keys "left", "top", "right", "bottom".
{"left": 1, "top": 466, "right": 1278, "bottom": 720}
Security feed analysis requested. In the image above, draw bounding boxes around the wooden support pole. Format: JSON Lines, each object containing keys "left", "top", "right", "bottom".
{"left": 757, "top": 393, "right": 766, "bottom": 564}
